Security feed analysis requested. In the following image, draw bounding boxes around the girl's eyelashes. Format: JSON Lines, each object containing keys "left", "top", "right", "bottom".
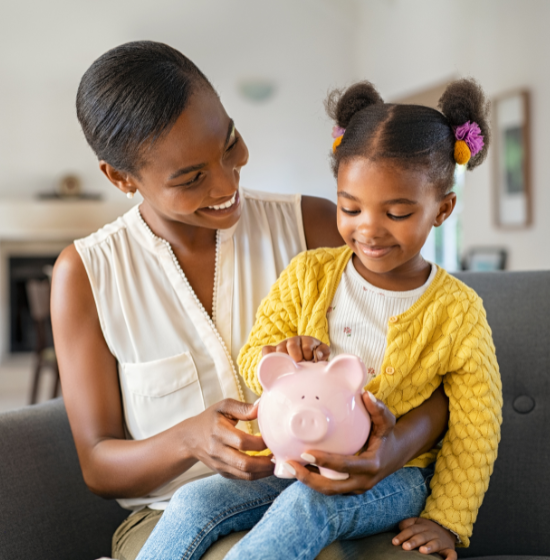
{"left": 339, "top": 207, "right": 413, "bottom": 220}
{"left": 341, "top": 207, "right": 360, "bottom": 215}
{"left": 388, "top": 213, "right": 413, "bottom": 220}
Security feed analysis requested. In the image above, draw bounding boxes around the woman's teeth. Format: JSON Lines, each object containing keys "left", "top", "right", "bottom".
{"left": 208, "top": 192, "right": 237, "bottom": 210}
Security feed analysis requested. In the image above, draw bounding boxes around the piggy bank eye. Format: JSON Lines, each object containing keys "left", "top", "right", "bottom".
{"left": 301, "top": 396, "right": 305, "bottom": 399}
{"left": 315, "top": 396, "right": 320, "bottom": 400}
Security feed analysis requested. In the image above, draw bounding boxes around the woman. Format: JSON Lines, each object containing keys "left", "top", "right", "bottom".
{"left": 51, "top": 41, "right": 449, "bottom": 560}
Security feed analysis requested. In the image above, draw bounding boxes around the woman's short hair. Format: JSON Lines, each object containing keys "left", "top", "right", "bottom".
{"left": 76, "top": 41, "right": 213, "bottom": 175}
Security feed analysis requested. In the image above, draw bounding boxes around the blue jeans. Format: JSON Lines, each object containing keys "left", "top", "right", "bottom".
{"left": 136, "top": 466, "right": 433, "bottom": 560}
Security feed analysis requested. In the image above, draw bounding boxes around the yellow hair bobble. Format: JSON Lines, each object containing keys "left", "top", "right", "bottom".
{"left": 454, "top": 139, "right": 471, "bottom": 165}
{"left": 332, "top": 135, "right": 343, "bottom": 153}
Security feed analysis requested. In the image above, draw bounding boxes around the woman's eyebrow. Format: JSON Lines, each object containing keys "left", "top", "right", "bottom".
{"left": 167, "top": 120, "right": 235, "bottom": 181}
{"left": 168, "top": 163, "right": 206, "bottom": 181}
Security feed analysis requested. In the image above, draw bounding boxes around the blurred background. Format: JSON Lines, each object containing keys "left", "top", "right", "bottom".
{"left": 0, "top": 0, "right": 548, "bottom": 409}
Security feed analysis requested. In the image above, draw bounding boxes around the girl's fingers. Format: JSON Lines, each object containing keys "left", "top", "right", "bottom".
{"left": 393, "top": 518, "right": 419, "bottom": 544}
{"left": 261, "top": 345, "right": 277, "bottom": 356}
{"left": 263, "top": 337, "right": 327, "bottom": 362}
{"left": 315, "top": 343, "right": 331, "bottom": 362}
{"left": 401, "top": 533, "right": 437, "bottom": 551}
{"left": 300, "top": 337, "right": 315, "bottom": 361}
{"left": 397, "top": 517, "right": 419, "bottom": 531}
{"left": 301, "top": 336, "right": 325, "bottom": 362}
{"left": 417, "top": 539, "right": 444, "bottom": 555}
{"left": 433, "top": 548, "right": 457, "bottom": 560}
{"left": 393, "top": 521, "right": 432, "bottom": 545}
{"left": 275, "top": 340, "right": 291, "bottom": 355}
{"left": 285, "top": 337, "right": 306, "bottom": 362}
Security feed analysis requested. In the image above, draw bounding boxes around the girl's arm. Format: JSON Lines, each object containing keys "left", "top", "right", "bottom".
{"left": 51, "top": 246, "right": 273, "bottom": 499}
{"left": 418, "top": 304, "right": 502, "bottom": 547}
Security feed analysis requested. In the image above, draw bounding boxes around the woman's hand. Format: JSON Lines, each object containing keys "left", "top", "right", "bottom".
{"left": 185, "top": 398, "right": 274, "bottom": 481}
{"left": 262, "top": 336, "right": 330, "bottom": 363}
{"left": 287, "top": 392, "right": 401, "bottom": 495}
{"left": 286, "top": 384, "right": 448, "bottom": 496}
{"left": 392, "top": 518, "right": 457, "bottom": 559}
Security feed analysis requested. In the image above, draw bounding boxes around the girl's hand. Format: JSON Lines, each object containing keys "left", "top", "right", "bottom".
{"left": 286, "top": 391, "right": 401, "bottom": 495}
{"left": 392, "top": 518, "right": 457, "bottom": 559}
{"left": 262, "top": 336, "right": 330, "bottom": 363}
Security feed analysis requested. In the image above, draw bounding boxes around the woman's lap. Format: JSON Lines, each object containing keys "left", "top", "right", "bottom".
{"left": 114, "top": 521, "right": 434, "bottom": 560}
{"left": 112, "top": 507, "right": 164, "bottom": 560}
{"left": 133, "top": 466, "right": 433, "bottom": 560}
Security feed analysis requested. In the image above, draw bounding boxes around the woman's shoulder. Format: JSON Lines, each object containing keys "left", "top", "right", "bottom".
{"left": 75, "top": 206, "right": 137, "bottom": 250}
{"left": 241, "top": 188, "right": 301, "bottom": 206}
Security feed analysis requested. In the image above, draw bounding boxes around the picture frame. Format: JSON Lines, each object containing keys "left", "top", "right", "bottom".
{"left": 462, "top": 247, "right": 507, "bottom": 272}
{"left": 493, "top": 90, "right": 532, "bottom": 228}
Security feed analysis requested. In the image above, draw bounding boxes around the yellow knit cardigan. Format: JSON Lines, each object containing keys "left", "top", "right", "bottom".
{"left": 238, "top": 246, "right": 502, "bottom": 547}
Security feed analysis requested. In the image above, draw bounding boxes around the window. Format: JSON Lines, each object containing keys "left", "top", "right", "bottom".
{"left": 421, "top": 165, "right": 464, "bottom": 271}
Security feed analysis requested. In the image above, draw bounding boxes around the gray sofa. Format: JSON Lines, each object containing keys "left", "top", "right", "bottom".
{"left": 0, "top": 271, "right": 549, "bottom": 560}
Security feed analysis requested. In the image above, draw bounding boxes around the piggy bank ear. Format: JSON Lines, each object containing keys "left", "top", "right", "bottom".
{"left": 325, "top": 354, "right": 367, "bottom": 392}
{"left": 257, "top": 352, "right": 298, "bottom": 391}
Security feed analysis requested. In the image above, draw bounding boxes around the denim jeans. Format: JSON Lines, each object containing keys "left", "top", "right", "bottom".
{"left": 136, "top": 466, "right": 433, "bottom": 560}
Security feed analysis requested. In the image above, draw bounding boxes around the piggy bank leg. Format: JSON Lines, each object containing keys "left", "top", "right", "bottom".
{"left": 318, "top": 467, "right": 349, "bottom": 480}
{"left": 273, "top": 459, "right": 296, "bottom": 479}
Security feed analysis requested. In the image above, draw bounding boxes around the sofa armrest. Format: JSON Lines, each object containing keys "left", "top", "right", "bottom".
{"left": 0, "top": 398, "right": 128, "bottom": 560}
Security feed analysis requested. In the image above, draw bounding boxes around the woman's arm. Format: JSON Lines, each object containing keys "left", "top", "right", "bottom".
{"left": 301, "top": 196, "right": 343, "bottom": 249}
{"left": 51, "top": 245, "right": 273, "bottom": 499}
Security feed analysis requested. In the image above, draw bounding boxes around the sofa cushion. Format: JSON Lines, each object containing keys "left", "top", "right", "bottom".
{"left": 454, "top": 271, "right": 550, "bottom": 558}
{"left": 0, "top": 398, "right": 127, "bottom": 560}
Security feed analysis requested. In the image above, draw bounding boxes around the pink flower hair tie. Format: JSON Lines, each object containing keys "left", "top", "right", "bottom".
{"left": 453, "top": 121, "right": 484, "bottom": 164}
{"left": 332, "top": 126, "right": 345, "bottom": 152}
{"left": 332, "top": 126, "right": 345, "bottom": 139}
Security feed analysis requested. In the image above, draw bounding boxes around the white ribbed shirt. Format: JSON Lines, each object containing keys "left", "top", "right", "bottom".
{"left": 328, "top": 258, "right": 437, "bottom": 382}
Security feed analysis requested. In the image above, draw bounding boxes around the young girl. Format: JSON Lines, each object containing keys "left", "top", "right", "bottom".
{"left": 136, "top": 78, "right": 502, "bottom": 560}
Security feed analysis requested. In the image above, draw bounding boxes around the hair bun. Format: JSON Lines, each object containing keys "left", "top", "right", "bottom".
{"left": 438, "top": 78, "right": 490, "bottom": 169}
{"left": 326, "top": 81, "right": 384, "bottom": 129}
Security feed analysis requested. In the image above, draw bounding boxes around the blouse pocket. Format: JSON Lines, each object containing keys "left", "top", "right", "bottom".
{"left": 120, "top": 351, "right": 205, "bottom": 440}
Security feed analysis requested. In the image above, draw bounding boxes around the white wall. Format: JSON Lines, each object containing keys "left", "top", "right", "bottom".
{"left": 0, "top": 0, "right": 358, "bottom": 203}
{"left": 355, "top": 0, "right": 550, "bottom": 270}
{"left": 2, "top": 0, "right": 548, "bottom": 270}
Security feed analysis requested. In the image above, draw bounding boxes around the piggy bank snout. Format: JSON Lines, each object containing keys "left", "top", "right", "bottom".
{"left": 289, "top": 408, "right": 328, "bottom": 442}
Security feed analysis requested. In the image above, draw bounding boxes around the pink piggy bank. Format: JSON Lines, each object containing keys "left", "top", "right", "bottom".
{"left": 257, "top": 352, "right": 371, "bottom": 480}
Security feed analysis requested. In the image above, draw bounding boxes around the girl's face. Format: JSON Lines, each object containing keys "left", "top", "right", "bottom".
{"left": 101, "top": 88, "right": 249, "bottom": 231}
{"left": 337, "top": 158, "right": 456, "bottom": 281}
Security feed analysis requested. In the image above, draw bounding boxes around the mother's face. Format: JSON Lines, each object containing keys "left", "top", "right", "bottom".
{"left": 102, "top": 88, "right": 249, "bottom": 231}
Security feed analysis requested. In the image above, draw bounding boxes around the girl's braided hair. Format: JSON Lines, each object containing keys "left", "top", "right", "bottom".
{"left": 326, "top": 78, "right": 490, "bottom": 195}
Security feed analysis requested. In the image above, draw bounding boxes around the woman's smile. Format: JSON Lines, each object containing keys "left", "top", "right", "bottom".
{"left": 199, "top": 190, "right": 240, "bottom": 217}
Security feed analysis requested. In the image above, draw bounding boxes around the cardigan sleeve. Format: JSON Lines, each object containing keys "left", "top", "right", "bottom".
{"left": 420, "top": 299, "right": 503, "bottom": 547}
{"left": 237, "top": 253, "right": 306, "bottom": 395}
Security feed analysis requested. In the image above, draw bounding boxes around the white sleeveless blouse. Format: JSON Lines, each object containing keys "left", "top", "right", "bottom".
{"left": 75, "top": 189, "right": 306, "bottom": 510}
